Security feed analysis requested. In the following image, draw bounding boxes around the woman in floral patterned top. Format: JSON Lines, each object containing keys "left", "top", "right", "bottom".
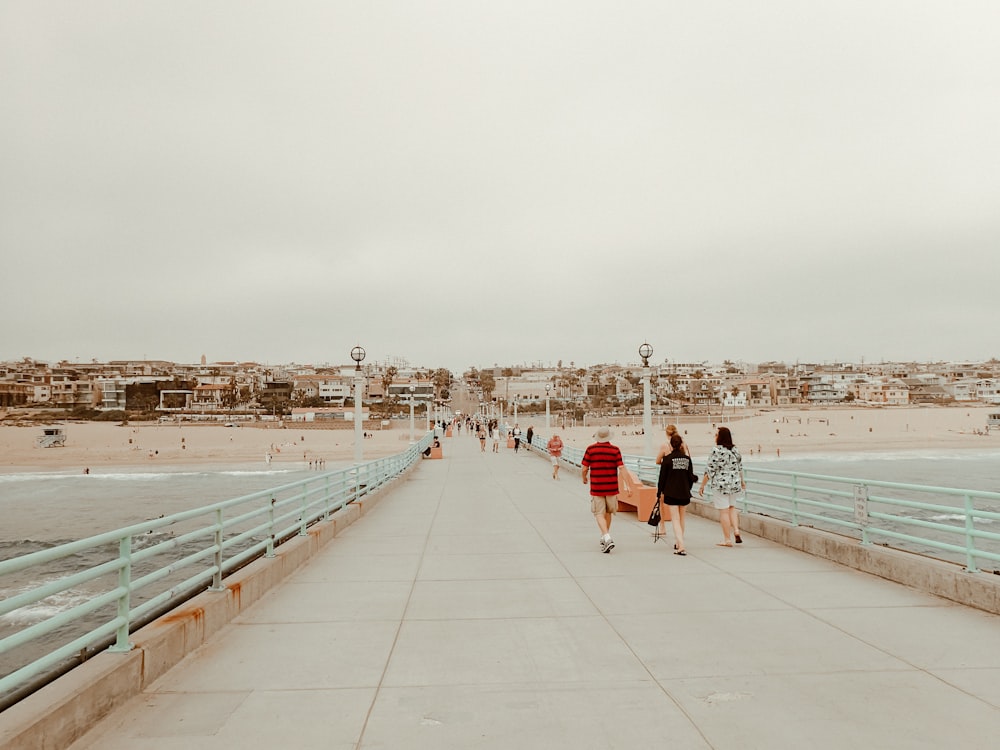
{"left": 698, "top": 426, "right": 745, "bottom": 547}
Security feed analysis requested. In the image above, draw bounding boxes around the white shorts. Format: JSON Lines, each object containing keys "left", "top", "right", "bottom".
{"left": 712, "top": 492, "right": 741, "bottom": 510}
{"left": 550, "top": 455, "right": 559, "bottom": 465}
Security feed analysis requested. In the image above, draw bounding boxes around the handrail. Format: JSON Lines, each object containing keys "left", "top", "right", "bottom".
{"left": 0, "top": 433, "right": 433, "bottom": 703}
{"left": 525, "top": 430, "right": 1000, "bottom": 573}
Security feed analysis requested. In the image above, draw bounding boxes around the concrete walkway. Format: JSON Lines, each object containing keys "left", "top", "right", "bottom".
{"left": 71, "top": 432, "right": 1000, "bottom": 749}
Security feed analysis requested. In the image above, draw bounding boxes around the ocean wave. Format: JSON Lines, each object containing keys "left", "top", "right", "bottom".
{"left": 748, "top": 449, "right": 1000, "bottom": 464}
{"left": 0, "top": 583, "right": 96, "bottom": 625}
{"left": 0, "top": 467, "right": 303, "bottom": 484}
{"left": 924, "top": 513, "right": 996, "bottom": 525}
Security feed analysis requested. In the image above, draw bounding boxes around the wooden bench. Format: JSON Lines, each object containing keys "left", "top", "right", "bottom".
{"left": 617, "top": 470, "right": 666, "bottom": 523}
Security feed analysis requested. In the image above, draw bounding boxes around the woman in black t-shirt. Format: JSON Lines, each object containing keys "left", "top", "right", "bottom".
{"left": 656, "top": 433, "right": 697, "bottom": 555}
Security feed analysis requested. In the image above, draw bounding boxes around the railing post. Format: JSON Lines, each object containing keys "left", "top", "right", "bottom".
{"left": 963, "top": 493, "right": 979, "bottom": 573}
{"left": 108, "top": 536, "right": 133, "bottom": 652}
{"left": 266, "top": 496, "right": 276, "bottom": 558}
{"left": 852, "top": 484, "right": 871, "bottom": 545}
{"left": 323, "top": 474, "right": 331, "bottom": 521}
{"left": 210, "top": 508, "right": 225, "bottom": 591}
{"left": 299, "top": 483, "right": 309, "bottom": 536}
{"left": 790, "top": 474, "right": 799, "bottom": 526}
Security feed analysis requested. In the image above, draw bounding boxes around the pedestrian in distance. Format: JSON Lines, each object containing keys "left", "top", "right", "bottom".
{"left": 698, "top": 426, "right": 745, "bottom": 546}
{"left": 581, "top": 426, "right": 633, "bottom": 553}
{"left": 491, "top": 425, "right": 501, "bottom": 453}
{"left": 546, "top": 433, "right": 564, "bottom": 479}
{"left": 478, "top": 424, "right": 487, "bottom": 452}
{"left": 526, "top": 425, "right": 534, "bottom": 448}
{"left": 512, "top": 424, "right": 522, "bottom": 453}
{"left": 656, "top": 433, "right": 697, "bottom": 555}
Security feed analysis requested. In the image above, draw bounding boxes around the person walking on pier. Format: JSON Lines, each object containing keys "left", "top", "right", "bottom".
{"left": 653, "top": 424, "right": 689, "bottom": 527}
{"left": 698, "top": 426, "right": 745, "bottom": 546}
{"left": 582, "top": 426, "right": 633, "bottom": 553}
{"left": 512, "top": 424, "right": 522, "bottom": 453}
{"left": 546, "top": 432, "right": 564, "bottom": 479}
{"left": 656, "top": 433, "right": 696, "bottom": 555}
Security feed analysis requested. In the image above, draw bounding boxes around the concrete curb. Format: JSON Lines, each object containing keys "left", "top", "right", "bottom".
{"left": 0, "top": 468, "right": 408, "bottom": 750}
{"left": 686, "top": 502, "right": 1000, "bottom": 615}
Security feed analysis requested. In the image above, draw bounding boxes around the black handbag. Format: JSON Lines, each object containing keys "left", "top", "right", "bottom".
{"left": 647, "top": 498, "right": 661, "bottom": 527}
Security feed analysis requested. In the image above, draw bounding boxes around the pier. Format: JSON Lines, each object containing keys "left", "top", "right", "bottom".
{"left": 3, "top": 431, "right": 1000, "bottom": 749}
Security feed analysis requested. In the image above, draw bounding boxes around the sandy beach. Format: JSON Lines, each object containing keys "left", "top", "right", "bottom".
{"left": 1, "top": 406, "right": 996, "bottom": 474}
{"left": 512, "top": 405, "right": 999, "bottom": 460}
{"left": 0, "top": 422, "right": 415, "bottom": 473}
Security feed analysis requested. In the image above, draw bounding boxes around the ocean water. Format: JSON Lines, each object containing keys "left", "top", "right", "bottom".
{"left": 737, "top": 448, "right": 1000, "bottom": 573}
{"left": 0, "top": 462, "right": 336, "bottom": 690}
{"left": 743, "top": 448, "right": 1000, "bottom": 494}
{"left": 0, "top": 463, "right": 339, "bottom": 544}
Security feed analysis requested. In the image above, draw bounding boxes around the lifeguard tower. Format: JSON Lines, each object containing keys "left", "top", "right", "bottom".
{"left": 36, "top": 427, "right": 67, "bottom": 448}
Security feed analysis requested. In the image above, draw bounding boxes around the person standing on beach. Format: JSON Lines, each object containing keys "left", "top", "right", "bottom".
{"left": 656, "top": 433, "right": 696, "bottom": 555}
{"left": 546, "top": 433, "right": 564, "bottom": 479}
{"left": 698, "top": 426, "right": 745, "bottom": 547}
{"left": 581, "top": 426, "right": 633, "bottom": 553}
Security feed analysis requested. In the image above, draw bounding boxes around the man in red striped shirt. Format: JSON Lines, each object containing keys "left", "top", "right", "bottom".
{"left": 581, "top": 426, "right": 633, "bottom": 553}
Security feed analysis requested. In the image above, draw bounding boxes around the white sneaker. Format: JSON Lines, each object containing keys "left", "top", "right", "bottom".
{"left": 603, "top": 536, "right": 614, "bottom": 553}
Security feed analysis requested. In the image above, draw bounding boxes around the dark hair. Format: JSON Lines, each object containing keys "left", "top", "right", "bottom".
{"left": 716, "top": 426, "right": 734, "bottom": 449}
{"left": 670, "top": 433, "right": 683, "bottom": 450}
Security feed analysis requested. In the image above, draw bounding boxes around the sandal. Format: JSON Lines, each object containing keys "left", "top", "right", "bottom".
{"left": 734, "top": 534, "right": 743, "bottom": 544}
{"left": 716, "top": 542, "right": 733, "bottom": 547}
{"left": 674, "top": 549, "right": 686, "bottom": 556}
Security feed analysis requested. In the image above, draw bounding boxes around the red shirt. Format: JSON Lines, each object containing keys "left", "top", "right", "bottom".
{"left": 547, "top": 436, "right": 563, "bottom": 456}
{"left": 582, "top": 441, "right": 623, "bottom": 496}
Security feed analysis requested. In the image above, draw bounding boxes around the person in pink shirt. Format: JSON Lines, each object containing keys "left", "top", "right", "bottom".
{"left": 546, "top": 433, "right": 564, "bottom": 479}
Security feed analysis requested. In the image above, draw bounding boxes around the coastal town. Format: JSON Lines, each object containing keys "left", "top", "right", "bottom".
{"left": 1, "top": 355, "right": 998, "bottom": 423}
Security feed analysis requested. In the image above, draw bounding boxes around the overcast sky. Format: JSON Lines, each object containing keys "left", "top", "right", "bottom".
{"left": 2, "top": 2, "right": 998, "bottom": 374}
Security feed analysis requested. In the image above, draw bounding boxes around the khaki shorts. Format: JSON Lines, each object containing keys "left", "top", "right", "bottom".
{"left": 591, "top": 495, "right": 618, "bottom": 514}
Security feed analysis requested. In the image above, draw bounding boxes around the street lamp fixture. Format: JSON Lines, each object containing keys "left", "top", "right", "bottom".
{"left": 351, "top": 345, "right": 366, "bottom": 464}
{"left": 639, "top": 342, "right": 653, "bottom": 367}
{"left": 351, "top": 345, "right": 366, "bottom": 371}
{"left": 408, "top": 384, "right": 416, "bottom": 443}
{"left": 545, "top": 383, "right": 551, "bottom": 431}
{"left": 639, "top": 342, "right": 654, "bottom": 457}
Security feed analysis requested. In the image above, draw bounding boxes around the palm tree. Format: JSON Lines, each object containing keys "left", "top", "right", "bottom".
{"left": 480, "top": 371, "right": 496, "bottom": 401}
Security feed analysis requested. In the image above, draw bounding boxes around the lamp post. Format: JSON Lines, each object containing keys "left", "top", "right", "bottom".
{"left": 408, "top": 384, "right": 415, "bottom": 444}
{"left": 545, "top": 384, "right": 551, "bottom": 431}
{"left": 639, "top": 342, "right": 654, "bottom": 458}
{"left": 513, "top": 395, "right": 519, "bottom": 425}
{"left": 351, "top": 345, "right": 365, "bottom": 464}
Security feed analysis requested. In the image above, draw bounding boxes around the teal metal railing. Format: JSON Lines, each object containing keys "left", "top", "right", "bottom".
{"left": 526, "top": 430, "right": 1000, "bottom": 573}
{"left": 739, "top": 466, "right": 1000, "bottom": 573}
{"left": 0, "top": 433, "right": 433, "bottom": 704}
